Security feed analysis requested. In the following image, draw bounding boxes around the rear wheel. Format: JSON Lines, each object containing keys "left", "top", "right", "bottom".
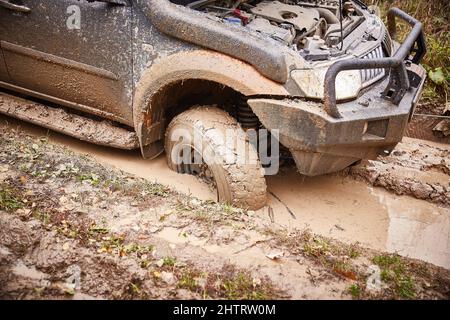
{"left": 165, "top": 106, "right": 267, "bottom": 210}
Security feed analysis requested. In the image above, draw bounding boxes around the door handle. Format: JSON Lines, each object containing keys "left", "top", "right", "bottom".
{"left": 0, "top": 0, "right": 31, "bottom": 13}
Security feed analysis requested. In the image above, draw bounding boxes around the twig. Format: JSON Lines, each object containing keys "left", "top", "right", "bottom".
{"left": 268, "top": 206, "right": 275, "bottom": 223}
{"left": 233, "top": 238, "right": 272, "bottom": 254}
{"left": 268, "top": 191, "right": 296, "bottom": 219}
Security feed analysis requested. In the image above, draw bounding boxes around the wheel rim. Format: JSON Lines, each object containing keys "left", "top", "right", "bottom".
{"left": 176, "top": 145, "right": 218, "bottom": 199}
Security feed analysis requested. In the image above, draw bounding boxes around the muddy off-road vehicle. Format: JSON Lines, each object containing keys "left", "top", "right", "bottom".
{"left": 0, "top": 0, "right": 426, "bottom": 209}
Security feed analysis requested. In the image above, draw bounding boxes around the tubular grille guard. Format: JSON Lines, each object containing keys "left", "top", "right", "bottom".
{"left": 323, "top": 7, "right": 427, "bottom": 119}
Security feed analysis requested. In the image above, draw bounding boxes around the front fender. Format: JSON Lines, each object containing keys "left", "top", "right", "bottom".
{"left": 132, "top": 50, "right": 288, "bottom": 158}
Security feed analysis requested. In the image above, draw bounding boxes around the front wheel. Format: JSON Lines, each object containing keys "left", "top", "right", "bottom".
{"left": 165, "top": 106, "right": 267, "bottom": 210}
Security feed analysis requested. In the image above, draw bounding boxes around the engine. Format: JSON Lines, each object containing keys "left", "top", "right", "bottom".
{"left": 175, "top": 0, "right": 363, "bottom": 53}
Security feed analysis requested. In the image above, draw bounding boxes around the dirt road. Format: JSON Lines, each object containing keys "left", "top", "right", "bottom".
{"left": 1, "top": 126, "right": 449, "bottom": 300}
{"left": 0, "top": 110, "right": 449, "bottom": 299}
{"left": 1, "top": 114, "right": 449, "bottom": 269}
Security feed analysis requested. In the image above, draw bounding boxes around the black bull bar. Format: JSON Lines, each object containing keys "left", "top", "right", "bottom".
{"left": 323, "top": 7, "right": 427, "bottom": 119}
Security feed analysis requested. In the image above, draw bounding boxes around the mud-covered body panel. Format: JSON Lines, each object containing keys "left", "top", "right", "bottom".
{"left": 0, "top": 0, "right": 427, "bottom": 177}
{"left": 138, "top": 0, "right": 290, "bottom": 83}
{"left": 0, "top": 0, "right": 134, "bottom": 125}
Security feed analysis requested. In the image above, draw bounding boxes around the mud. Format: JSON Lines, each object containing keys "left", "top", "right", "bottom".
{"left": 0, "top": 93, "right": 139, "bottom": 149}
{"left": 266, "top": 169, "right": 450, "bottom": 269}
{"left": 132, "top": 50, "right": 288, "bottom": 149}
{"left": 1, "top": 129, "right": 448, "bottom": 299}
{"left": 406, "top": 115, "right": 450, "bottom": 144}
{"left": 1, "top": 114, "right": 449, "bottom": 269}
{"left": 351, "top": 138, "right": 450, "bottom": 206}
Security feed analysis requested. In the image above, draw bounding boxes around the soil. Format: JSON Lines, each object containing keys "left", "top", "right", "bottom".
{"left": 0, "top": 125, "right": 449, "bottom": 300}
{"left": 350, "top": 138, "right": 450, "bottom": 207}
{"left": 406, "top": 115, "right": 450, "bottom": 144}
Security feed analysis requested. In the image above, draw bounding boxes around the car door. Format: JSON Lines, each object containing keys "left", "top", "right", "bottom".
{"left": 0, "top": 0, "right": 133, "bottom": 126}
{"left": 0, "top": 46, "right": 8, "bottom": 83}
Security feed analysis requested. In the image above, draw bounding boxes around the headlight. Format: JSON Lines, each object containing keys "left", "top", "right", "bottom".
{"left": 291, "top": 68, "right": 362, "bottom": 100}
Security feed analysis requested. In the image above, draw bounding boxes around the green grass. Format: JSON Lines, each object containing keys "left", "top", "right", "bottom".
{"left": 347, "top": 246, "right": 360, "bottom": 259}
{"left": 162, "top": 256, "right": 177, "bottom": 267}
{"left": 127, "top": 281, "right": 147, "bottom": 299}
{"left": 348, "top": 284, "right": 361, "bottom": 299}
{"left": 178, "top": 270, "right": 198, "bottom": 291}
{"left": 145, "top": 182, "right": 170, "bottom": 197}
{"left": 0, "top": 184, "right": 24, "bottom": 212}
{"left": 303, "top": 237, "right": 331, "bottom": 258}
{"left": 396, "top": 277, "right": 416, "bottom": 299}
{"left": 372, "top": 254, "right": 416, "bottom": 299}
{"left": 373, "top": 253, "right": 403, "bottom": 269}
{"left": 222, "top": 272, "right": 269, "bottom": 300}
{"left": 33, "top": 210, "right": 52, "bottom": 225}
{"left": 77, "top": 173, "right": 101, "bottom": 186}
{"left": 123, "top": 243, "right": 154, "bottom": 255}
{"left": 175, "top": 266, "right": 278, "bottom": 299}
{"left": 221, "top": 203, "right": 235, "bottom": 214}
{"left": 88, "top": 224, "right": 109, "bottom": 235}
{"left": 368, "top": 0, "right": 449, "bottom": 108}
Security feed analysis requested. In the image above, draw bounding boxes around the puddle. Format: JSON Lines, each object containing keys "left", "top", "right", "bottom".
{"left": 1, "top": 115, "right": 449, "bottom": 268}
{"left": 373, "top": 189, "right": 450, "bottom": 268}
{"left": 264, "top": 169, "right": 450, "bottom": 268}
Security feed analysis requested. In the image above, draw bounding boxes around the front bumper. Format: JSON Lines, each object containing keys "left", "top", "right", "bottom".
{"left": 248, "top": 7, "right": 427, "bottom": 176}
{"left": 248, "top": 63, "right": 426, "bottom": 176}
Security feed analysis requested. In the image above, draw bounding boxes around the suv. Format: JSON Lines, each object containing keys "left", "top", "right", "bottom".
{"left": 0, "top": 0, "right": 426, "bottom": 210}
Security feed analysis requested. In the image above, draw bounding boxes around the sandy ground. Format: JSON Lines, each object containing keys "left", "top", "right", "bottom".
{"left": 0, "top": 121, "right": 449, "bottom": 300}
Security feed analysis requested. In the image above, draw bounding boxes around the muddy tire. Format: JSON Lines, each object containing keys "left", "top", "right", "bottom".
{"left": 165, "top": 106, "right": 267, "bottom": 210}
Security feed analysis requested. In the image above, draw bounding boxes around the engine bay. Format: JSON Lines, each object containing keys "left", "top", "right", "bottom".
{"left": 173, "top": 0, "right": 366, "bottom": 55}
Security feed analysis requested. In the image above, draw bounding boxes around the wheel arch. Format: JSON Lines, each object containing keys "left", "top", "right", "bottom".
{"left": 132, "top": 50, "right": 288, "bottom": 158}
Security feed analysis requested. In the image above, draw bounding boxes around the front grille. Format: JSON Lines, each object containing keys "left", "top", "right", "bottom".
{"left": 360, "top": 45, "right": 386, "bottom": 86}
{"left": 382, "top": 32, "right": 393, "bottom": 56}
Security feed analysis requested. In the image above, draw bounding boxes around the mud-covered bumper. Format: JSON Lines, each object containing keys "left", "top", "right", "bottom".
{"left": 248, "top": 64, "right": 426, "bottom": 176}
{"left": 249, "top": 7, "right": 427, "bottom": 176}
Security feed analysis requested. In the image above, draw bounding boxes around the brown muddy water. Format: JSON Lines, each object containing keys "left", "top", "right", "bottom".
{"left": 1, "top": 115, "right": 449, "bottom": 269}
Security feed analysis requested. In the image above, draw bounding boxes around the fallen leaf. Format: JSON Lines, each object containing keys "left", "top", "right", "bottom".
{"left": 334, "top": 268, "right": 357, "bottom": 280}
{"left": 161, "top": 271, "right": 176, "bottom": 285}
{"left": 148, "top": 226, "right": 162, "bottom": 233}
{"left": 429, "top": 67, "right": 445, "bottom": 85}
{"left": 265, "top": 251, "right": 284, "bottom": 260}
{"left": 156, "top": 259, "right": 164, "bottom": 267}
